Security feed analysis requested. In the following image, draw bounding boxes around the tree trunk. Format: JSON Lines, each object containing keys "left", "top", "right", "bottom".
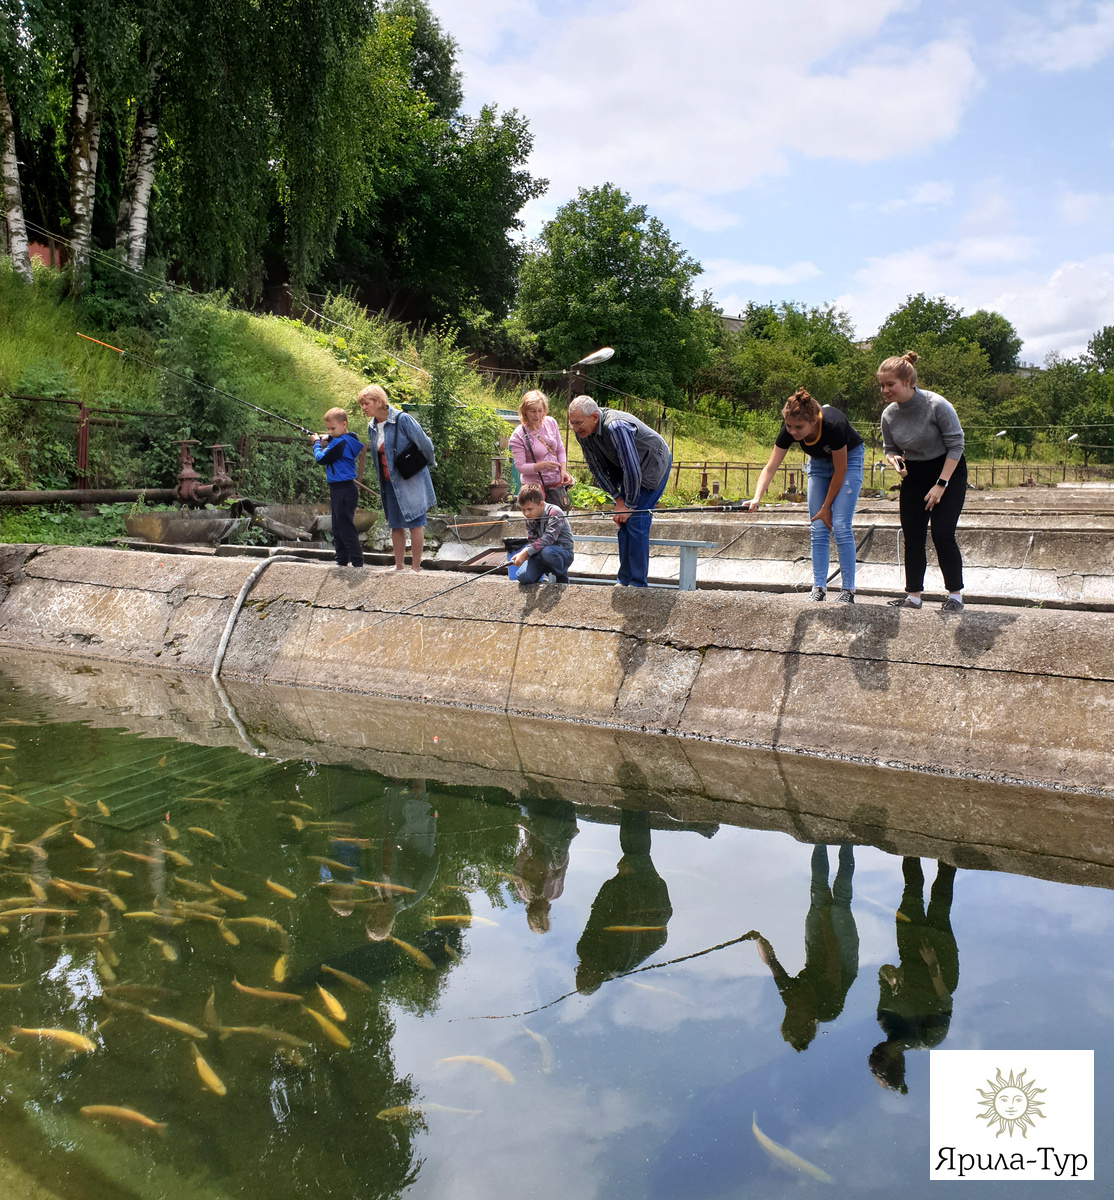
{"left": 68, "top": 43, "right": 101, "bottom": 287}
{"left": 116, "top": 64, "right": 159, "bottom": 270}
{"left": 0, "top": 72, "right": 33, "bottom": 283}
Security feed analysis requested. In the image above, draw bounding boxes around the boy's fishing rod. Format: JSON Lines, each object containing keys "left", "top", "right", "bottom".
{"left": 76, "top": 332, "right": 314, "bottom": 436}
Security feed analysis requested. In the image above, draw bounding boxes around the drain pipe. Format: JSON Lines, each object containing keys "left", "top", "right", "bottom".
{"left": 212, "top": 555, "right": 302, "bottom": 680}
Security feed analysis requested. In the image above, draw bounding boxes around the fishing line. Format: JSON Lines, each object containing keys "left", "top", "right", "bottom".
{"left": 463, "top": 930, "right": 761, "bottom": 1021}
{"left": 326, "top": 561, "right": 511, "bottom": 649}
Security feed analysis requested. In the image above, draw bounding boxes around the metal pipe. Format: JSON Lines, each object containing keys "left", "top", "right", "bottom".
{"left": 0, "top": 488, "right": 178, "bottom": 506}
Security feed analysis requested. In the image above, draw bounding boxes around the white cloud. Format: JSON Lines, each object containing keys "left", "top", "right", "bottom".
{"left": 1001, "top": 1, "right": 1114, "bottom": 71}
{"left": 837, "top": 238, "right": 1114, "bottom": 359}
{"left": 1059, "top": 189, "right": 1114, "bottom": 224}
{"left": 433, "top": 0, "right": 980, "bottom": 212}
{"left": 860, "top": 180, "right": 955, "bottom": 214}
{"left": 704, "top": 258, "right": 822, "bottom": 289}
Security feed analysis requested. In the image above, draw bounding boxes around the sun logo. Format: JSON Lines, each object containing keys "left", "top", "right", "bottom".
{"left": 976, "top": 1068, "right": 1047, "bottom": 1138}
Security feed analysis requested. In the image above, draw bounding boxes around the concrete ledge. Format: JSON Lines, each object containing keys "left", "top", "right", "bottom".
{"left": 0, "top": 545, "right": 1110, "bottom": 794}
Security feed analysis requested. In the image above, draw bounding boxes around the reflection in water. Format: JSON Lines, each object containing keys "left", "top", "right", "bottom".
{"left": 513, "top": 797, "right": 578, "bottom": 933}
{"left": 754, "top": 844, "right": 859, "bottom": 1052}
{"left": 575, "top": 810, "right": 673, "bottom": 995}
{"left": 869, "top": 857, "right": 959, "bottom": 1094}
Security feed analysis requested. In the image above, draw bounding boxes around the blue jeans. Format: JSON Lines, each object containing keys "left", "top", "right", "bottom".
{"left": 518, "top": 544, "right": 574, "bottom": 584}
{"left": 806, "top": 444, "right": 863, "bottom": 590}
{"left": 617, "top": 457, "right": 672, "bottom": 587}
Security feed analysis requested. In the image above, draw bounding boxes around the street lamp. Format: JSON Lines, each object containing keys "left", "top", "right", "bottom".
{"left": 1065, "top": 431, "right": 1079, "bottom": 481}
{"left": 991, "top": 429, "right": 1007, "bottom": 487}
{"left": 563, "top": 347, "right": 616, "bottom": 450}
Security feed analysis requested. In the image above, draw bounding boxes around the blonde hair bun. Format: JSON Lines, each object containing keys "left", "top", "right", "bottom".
{"left": 902, "top": 351, "right": 920, "bottom": 365}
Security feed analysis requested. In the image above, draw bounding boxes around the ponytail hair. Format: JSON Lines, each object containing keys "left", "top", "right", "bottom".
{"left": 781, "top": 387, "right": 821, "bottom": 423}
{"left": 877, "top": 350, "right": 919, "bottom": 385}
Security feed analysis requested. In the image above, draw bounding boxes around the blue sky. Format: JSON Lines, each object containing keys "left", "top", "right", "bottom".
{"left": 431, "top": 0, "right": 1114, "bottom": 360}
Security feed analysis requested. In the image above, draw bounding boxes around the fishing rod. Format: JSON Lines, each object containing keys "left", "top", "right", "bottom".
{"left": 76, "top": 333, "right": 315, "bottom": 435}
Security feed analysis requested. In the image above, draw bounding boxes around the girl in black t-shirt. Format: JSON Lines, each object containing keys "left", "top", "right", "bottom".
{"left": 744, "top": 389, "right": 865, "bottom": 602}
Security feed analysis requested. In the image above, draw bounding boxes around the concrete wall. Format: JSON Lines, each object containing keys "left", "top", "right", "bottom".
{"left": 3, "top": 647, "right": 1112, "bottom": 893}
{"left": 0, "top": 545, "right": 1110, "bottom": 796}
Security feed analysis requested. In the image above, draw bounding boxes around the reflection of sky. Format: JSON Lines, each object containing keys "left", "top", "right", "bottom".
{"left": 389, "top": 822, "right": 1114, "bottom": 1199}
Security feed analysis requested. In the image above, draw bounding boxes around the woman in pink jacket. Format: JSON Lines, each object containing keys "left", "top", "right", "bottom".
{"left": 509, "top": 389, "right": 575, "bottom": 509}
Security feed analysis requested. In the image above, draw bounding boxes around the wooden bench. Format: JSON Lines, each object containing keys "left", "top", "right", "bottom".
{"left": 572, "top": 535, "right": 718, "bottom": 590}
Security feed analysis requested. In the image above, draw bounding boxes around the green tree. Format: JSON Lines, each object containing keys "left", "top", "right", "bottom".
{"left": 953, "top": 309, "right": 1022, "bottom": 373}
{"left": 873, "top": 293, "right": 963, "bottom": 358}
{"left": 1086, "top": 325, "right": 1114, "bottom": 373}
{"left": 382, "top": 0, "right": 461, "bottom": 118}
{"left": 517, "top": 183, "right": 709, "bottom": 403}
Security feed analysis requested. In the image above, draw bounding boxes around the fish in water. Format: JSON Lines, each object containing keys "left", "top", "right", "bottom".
{"left": 287, "top": 816, "right": 305, "bottom": 832}
{"left": 389, "top": 937, "right": 435, "bottom": 970}
{"left": 265, "top": 879, "right": 297, "bottom": 900}
{"left": 320, "top": 964, "right": 372, "bottom": 993}
{"left": 96, "top": 800, "right": 111, "bottom": 818}
{"left": 624, "top": 980, "right": 694, "bottom": 1005}
{"left": 604, "top": 925, "right": 667, "bottom": 933}
{"left": 521, "top": 1026, "right": 554, "bottom": 1074}
{"left": 217, "top": 1025, "right": 312, "bottom": 1049}
{"left": 209, "top": 879, "right": 247, "bottom": 903}
{"left": 274, "top": 1044, "right": 309, "bottom": 1069}
{"left": 11, "top": 1027, "right": 97, "bottom": 1053}
{"left": 124, "top": 912, "right": 185, "bottom": 927}
{"left": 80, "top": 1105, "right": 167, "bottom": 1134}
{"left": 355, "top": 879, "right": 416, "bottom": 895}
{"left": 426, "top": 915, "right": 498, "bottom": 928}
{"left": 192, "top": 1043, "right": 227, "bottom": 1097}
{"left": 72, "top": 833, "right": 96, "bottom": 850}
{"left": 149, "top": 937, "right": 179, "bottom": 963}
{"left": 217, "top": 921, "right": 239, "bottom": 946}
{"left": 172, "top": 876, "right": 211, "bottom": 896}
{"left": 443, "top": 942, "right": 460, "bottom": 963}
{"left": 306, "top": 856, "right": 353, "bottom": 872}
{"left": 232, "top": 979, "right": 302, "bottom": 1003}
{"left": 272, "top": 954, "right": 288, "bottom": 983}
{"left": 316, "top": 985, "right": 346, "bottom": 1023}
{"left": 162, "top": 850, "right": 193, "bottom": 869}
{"left": 0, "top": 982, "right": 25, "bottom": 991}
{"left": 144, "top": 1013, "right": 207, "bottom": 1039}
{"left": 203, "top": 989, "right": 221, "bottom": 1031}
{"left": 751, "top": 1113, "right": 833, "bottom": 1184}
{"left": 0, "top": 743, "right": 14, "bottom": 751}
{"left": 3, "top": 907, "right": 79, "bottom": 918}
{"left": 117, "top": 851, "right": 160, "bottom": 865}
{"left": 227, "top": 917, "right": 288, "bottom": 939}
{"left": 302, "top": 1006, "right": 351, "bottom": 1049}
{"left": 438, "top": 1055, "right": 515, "bottom": 1084}
{"left": 95, "top": 947, "right": 117, "bottom": 983}
{"left": 188, "top": 827, "right": 218, "bottom": 840}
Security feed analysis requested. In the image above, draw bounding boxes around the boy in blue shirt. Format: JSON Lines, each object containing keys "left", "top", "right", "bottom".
{"left": 311, "top": 407, "right": 365, "bottom": 568}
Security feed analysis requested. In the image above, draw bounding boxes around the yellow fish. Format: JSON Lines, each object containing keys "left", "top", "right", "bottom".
{"left": 218, "top": 1025, "right": 311, "bottom": 1049}
{"left": 3, "top": 907, "right": 78, "bottom": 918}
{"left": 438, "top": 1055, "right": 515, "bottom": 1084}
{"left": 751, "top": 1114, "right": 833, "bottom": 1184}
{"left": 73, "top": 832, "right": 96, "bottom": 850}
{"left": 118, "top": 851, "right": 159, "bottom": 865}
{"left": 227, "top": 917, "right": 288, "bottom": 939}
{"left": 12, "top": 1027, "right": 97, "bottom": 1053}
{"left": 203, "top": 989, "right": 221, "bottom": 1031}
{"left": 376, "top": 1105, "right": 423, "bottom": 1122}
{"left": 232, "top": 979, "right": 302, "bottom": 1003}
{"left": 149, "top": 937, "right": 179, "bottom": 963}
{"left": 217, "top": 921, "right": 239, "bottom": 946}
{"left": 144, "top": 1013, "right": 207, "bottom": 1039}
{"left": 273, "top": 954, "right": 288, "bottom": 983}
{"left": 389, "top": 936, "right": 435, "bottom": 970}
{"left": 95, "top": 799, "right": 111, "bottom": 817}
{"left": 443, "top": 941, "right": 460, "bottom": 963}
{"left": 306, "top": 856, "right": 353, "bottom": 872}
{"left": 522, "top": 1025, "right": 554, "bottom": 1074}
{"left": 355, "top": 879, "right": 416, "bottom": 895}
{"left": 604, "top": 925, "right": 667, "bottom": 933}
{"left": 209, "top": 879, "right": 247, "bottom": 902}
{"left": 302, "top": 1006, "right": 351, "bottom": 1049}
{"left": 288, "top": 815, "right": 305, "bottom": 832}
{"left": 316, "top": 984, "right": 346, "bottom": 1022}
{"left": 265, "top": 879, "right": 297, "bottom": 900}
{"left": 188, "top": 827, "right": 218, "bottom": 840}
{"left": 0, "top": 743, "right": 14, "bottom": 751}
{"left": 426, "top": 915, "right": 497, "bottom": 928}
{"left": 163, "top": 850, "right": 193, "bottom": 868}
{"left": 192, "top": 1043, "right": 227, "bottom": 1097}
{"left": 95, "top": 947, "right": 116, "bottom": 983}
{"left": 172, "top": 876, "right": 211, "bottom": 895}
{"left": 321, "top": 964, "right": 373, "bottom": 993}
{"left": 81, "top": 1105, "right": 166, "bottom": 1134}
{"left": 157, "top": 756, "right": 166, "bottom": 768}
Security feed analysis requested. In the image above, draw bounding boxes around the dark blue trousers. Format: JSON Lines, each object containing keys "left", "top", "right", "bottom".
{"left": 617, "top": 458, "right": 672, "bottom": 587}
{"left": 518, "top": 544, "right": 574, "bottom": 584}
{"left": 329, "top": 481, "right": 364, "bottom": 566}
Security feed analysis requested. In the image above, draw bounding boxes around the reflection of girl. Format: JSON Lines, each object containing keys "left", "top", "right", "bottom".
{"left": 514, "top": 798, "right": 579, "bottom": 934}
{"left": 878, "top": 352, "right": 967, "bottom": 613}
{"left": 745, "top": 389, "right": 864, "bottom": 603}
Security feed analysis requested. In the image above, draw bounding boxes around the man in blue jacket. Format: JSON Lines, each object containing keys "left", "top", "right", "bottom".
{"left": 568, "top": 395, "right": 673, "bottom": 587}
{"left": 312, "top": 407, "right": 366, "bottom": 567}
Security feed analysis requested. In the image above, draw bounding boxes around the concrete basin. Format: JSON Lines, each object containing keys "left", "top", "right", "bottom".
{"left": 124, "top": 511, "right": 250, "bottom": 544}
{"left": 256, "top": 503, "right": 377, "bottom": 537}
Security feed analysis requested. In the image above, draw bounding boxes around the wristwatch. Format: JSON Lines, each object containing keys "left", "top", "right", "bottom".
{"left": 936, "top": 477, "right": 949, "bottom": 489}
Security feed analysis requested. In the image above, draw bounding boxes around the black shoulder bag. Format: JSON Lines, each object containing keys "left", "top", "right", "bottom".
{"left": 392, "top": 415, "right": 431, "bottom": 481}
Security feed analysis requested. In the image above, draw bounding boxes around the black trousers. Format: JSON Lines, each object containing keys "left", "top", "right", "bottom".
{"left": 329, "top": 480, "right": 363, "bottom": 566}
{"left": 899, "top": 455, "right": 966, "bottom": 593}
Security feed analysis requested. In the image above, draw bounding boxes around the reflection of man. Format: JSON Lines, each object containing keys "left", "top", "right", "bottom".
{"left": 514, "top": 797, "right": 579, "bottom": 934}
{"left": 567, "top": 396, "right": 673, "bottom": 588}
{"left": 575, "top": 810, "right": 672, "bottom": 994}
{"left": 869, "top": 857, "right": 959, "bottom": 1094}
{"left": 754, "top": 845, "right": 859, "bottom": 1052}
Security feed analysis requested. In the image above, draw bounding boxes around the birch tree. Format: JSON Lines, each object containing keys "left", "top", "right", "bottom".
{"left": 0, "top": 68, "right": 31, "bottom": 280}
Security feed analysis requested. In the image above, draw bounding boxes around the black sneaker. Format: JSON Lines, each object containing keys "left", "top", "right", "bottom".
{"left": 555, "top": 574, "right": 570, "bottom": 584}
{"left": 807, "top": 587, "right": 826, "bottom": 601}
{"left": 835, "top": 589, "right": 855, "bottom": 604}
{"left": 940, "top": 597, "right": 964, "bottom": 614}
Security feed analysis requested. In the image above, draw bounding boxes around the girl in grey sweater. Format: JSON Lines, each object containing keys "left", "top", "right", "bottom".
{"left": 879, "top": 351, "right": 967, "bottom": 613}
